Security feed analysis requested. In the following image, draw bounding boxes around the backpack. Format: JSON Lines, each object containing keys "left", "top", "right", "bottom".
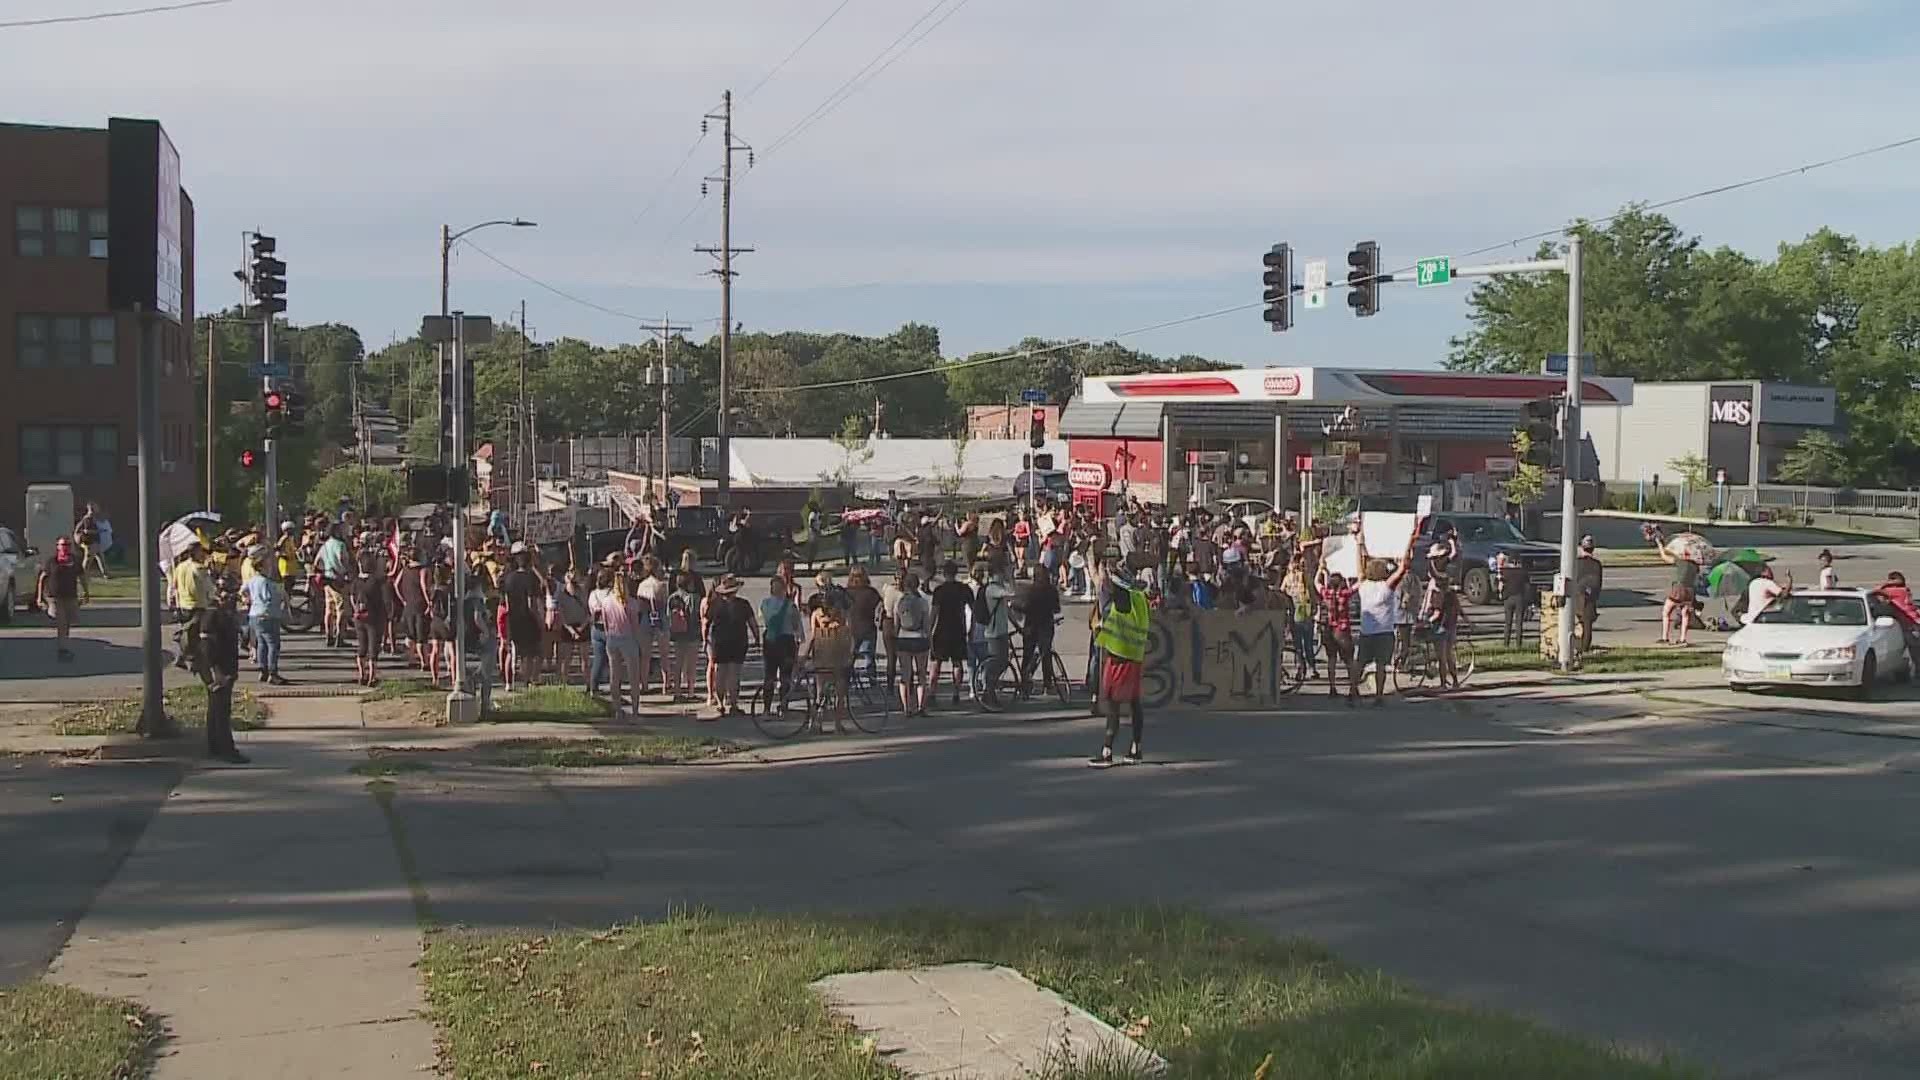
{"left": 667, "top": 594, "right": 691, "bottom": 636}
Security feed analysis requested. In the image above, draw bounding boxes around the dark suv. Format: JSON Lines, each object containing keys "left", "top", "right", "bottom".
{"left": 1417, "top": 513, "right": 1558, "bottom": 606}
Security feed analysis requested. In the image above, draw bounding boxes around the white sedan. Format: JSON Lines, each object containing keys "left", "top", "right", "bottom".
{"left": 0, "top": 524, "right": 39, "bottom": 623}
{"left": 1723, "top": 589, "right": 1914, "bottom": 698}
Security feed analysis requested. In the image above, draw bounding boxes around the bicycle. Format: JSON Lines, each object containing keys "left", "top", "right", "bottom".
{"left": 1393, "top": 624, "right": 1477, "bottom": 693}
{"left": 810, "top": 666, "right": 892, "bottom": 735}
{"left": 984, "top": 620, "right": 1074, "bottom": 709}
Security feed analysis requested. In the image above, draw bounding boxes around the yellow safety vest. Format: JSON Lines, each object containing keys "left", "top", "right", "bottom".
{"left": 1094, "top": 588, "right": 1149, "bottom": 662}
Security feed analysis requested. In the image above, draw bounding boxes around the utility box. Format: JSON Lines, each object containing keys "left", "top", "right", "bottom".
{"left": 25, "top": 484, "right": 74, "bottom": 557}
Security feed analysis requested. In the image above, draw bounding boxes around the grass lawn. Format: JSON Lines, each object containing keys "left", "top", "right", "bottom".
{"left": 1594, "top": 548, "right": 1669, "bottom": 568}
{"left": 423, "top": 909, "right": 1698, "bottom": 1080}
{"left": 362, "top": 677, "right": 439, "bottom": 702}
{"left": 0, "top": 980, "right": 157, "bottom": 1080}
{"left": 79, "top": 574, "right": 143, "bottom": 601}
{"left": 1474, "top": 644, "right": 1720, "bottom": 676}
{"left": 483, "top": 685, "right": 613, "bottom": 724}
{"left": 51, "top": 685, "right": 268, "bottom": 736}
{"left": 363, "top": 733, "right": 738, "bottom": 772}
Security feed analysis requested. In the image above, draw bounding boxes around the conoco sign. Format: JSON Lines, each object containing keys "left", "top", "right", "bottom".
{"left": 1068, "top": 461, "right": 1110, "bottom": 490}
{"left": 1262, "top": 371, "right": 1302, "bottom": 397}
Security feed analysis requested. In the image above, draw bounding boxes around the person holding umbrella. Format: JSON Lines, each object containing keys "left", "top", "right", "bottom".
{"left": 1648, "top": 523, "right": 1707, "bottom": 646}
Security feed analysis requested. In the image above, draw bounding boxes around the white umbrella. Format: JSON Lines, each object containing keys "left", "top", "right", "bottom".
{"left": 158, "top": 522, "right": 202, "bottom": 567}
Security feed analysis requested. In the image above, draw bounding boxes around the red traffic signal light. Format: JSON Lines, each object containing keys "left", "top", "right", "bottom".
{"left": 264, "top": 389, "right": 286, "bottom": 412}
{"left": 1028, "top": 407, "right": 1047, "bottom": 449}
{"left": 239, "top": 448, "right": 261, "bottom": 470}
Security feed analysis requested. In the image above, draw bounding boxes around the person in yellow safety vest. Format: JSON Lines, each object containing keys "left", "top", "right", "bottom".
{"left": 1089, "top": 565, "right": 1150, "bottom": 768}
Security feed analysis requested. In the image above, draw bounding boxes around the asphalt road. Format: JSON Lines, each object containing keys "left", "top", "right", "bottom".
{"left": 0, "top": 754, "right": 185, "bottom": 986}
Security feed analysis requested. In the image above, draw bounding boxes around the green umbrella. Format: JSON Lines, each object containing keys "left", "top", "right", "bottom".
{"left": 1721, "top": 547, "right": 1772, "bottom": 567}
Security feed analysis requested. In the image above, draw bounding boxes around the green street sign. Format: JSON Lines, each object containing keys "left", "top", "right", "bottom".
{"left": 1416, "top": 256, "right": 1451, "bottom": 288}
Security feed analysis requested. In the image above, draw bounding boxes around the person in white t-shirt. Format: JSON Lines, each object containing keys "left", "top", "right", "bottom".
{"left": 1816, "top": 549, "right": 1838, "bottom": 590}
{"left": 1743, "top": 565, "right": 1791, "bottom": 625}
{"left": 1350, "top": 513, "right": 1421, "bottom": 707}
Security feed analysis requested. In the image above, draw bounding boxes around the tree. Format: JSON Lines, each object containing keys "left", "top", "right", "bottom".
{"left": 1667, "top": 452, "right": 1709, "bottom": 516}
{"left": 307, "top": 463, "right": 407, "bottom": 518}
{"left": 1503, "top": 430, "right": 1547, "bottom": 506}
{"left": 1775, "top": 429, "right": 1849, "bottom": 487}
{"left": 933, "top": 427, "right": 972, "bottom": 508}
{"left": 823, "top": 414, "right": 873, "bottom": 487}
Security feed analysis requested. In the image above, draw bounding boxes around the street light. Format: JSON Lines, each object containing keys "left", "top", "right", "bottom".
{"left": 435, "top": 218, "right": 535, "bottom": 465}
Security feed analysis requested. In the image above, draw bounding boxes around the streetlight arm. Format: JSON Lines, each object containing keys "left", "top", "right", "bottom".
{"left": 447, "top": 218, "right": 537, "bottom": 247}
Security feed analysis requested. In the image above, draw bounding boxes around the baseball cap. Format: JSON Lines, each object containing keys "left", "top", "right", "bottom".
{"left": 509, "top": 541, "right": 527, "bottom": 555}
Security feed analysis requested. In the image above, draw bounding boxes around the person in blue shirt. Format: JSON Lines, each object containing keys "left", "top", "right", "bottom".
{"left": 487, "top": 508, "right": 511, "bottom": 547}
{"left": 759, "top": 576, "right": 804, "bottom": 714}
{"left": 1186, "top": 557, "right": 1217, "bottom": 611}
{"left": 242, "top": 553, "right": 290, "bottom": 686}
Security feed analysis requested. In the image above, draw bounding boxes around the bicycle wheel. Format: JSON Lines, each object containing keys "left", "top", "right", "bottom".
{"left": 1046, "top": 652, "right": 1073, "bottom": 706}
{"left": 1453, "top": 636, "right": 1476, "bottom": 685}
{"left": 846, "top": 673, "right": 890, "bottom": 735}
{"left": 750, "top": 677, "right": 808, "bottom": 740}
{"left": 1393, "top": 642, "right": 1430, "bottom": 693}
{"left": 1277, "top": 641, "right": 1306, "bottom": 695}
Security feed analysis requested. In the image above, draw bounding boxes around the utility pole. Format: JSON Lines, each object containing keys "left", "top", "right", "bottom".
{"left": 1557, "top": 233, "right": 1585, "bottom": 673}
{"left": 696, "top": 90, "right": 752, "bottom": 507}
{"left": 640, "top": 315, "right": 692, "bottom": 506}
{"left": 517, "top": 300, "right": 528, "bottom": 531}
{"left": 205, "top": 318, "right": 217, "bottom": 509}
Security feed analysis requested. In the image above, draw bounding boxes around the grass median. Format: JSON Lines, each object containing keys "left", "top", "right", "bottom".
{"left": 423, "top": 908, "right": 1699, "bottom": 1080}
{"left": 1473, "top": 644, "right": 1720, "bottom": 676}
{"left": 51, "top": 685, "right": 268, "bottom": 736}
{"left": 0, "top": 980, "right": 157, "bottom": 1080}
{"left": 354, "top": 734, "right": 739, "bottom": 775}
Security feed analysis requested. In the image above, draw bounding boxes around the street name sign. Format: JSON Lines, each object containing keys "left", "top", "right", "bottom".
{"left": 1415, "top": 256, "right": 1451, "bottom": 288}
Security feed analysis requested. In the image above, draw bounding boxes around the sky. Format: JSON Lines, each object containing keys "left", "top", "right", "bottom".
{"left": 5, "top": 0, "right": 1920, "bottom": 371}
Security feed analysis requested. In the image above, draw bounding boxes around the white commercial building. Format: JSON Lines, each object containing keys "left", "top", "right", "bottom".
{"left": 1585, "top": 382, "right": 1839, "bottom": 487}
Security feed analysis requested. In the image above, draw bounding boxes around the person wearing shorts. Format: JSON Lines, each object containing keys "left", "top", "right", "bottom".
{"left": 349, "top": 551, "right": 389, "bottom": 685}
{"left": 928, "top": 562, "right": 973, "bottom": 707}
{"left": 890, "top": 571, "right": 932, "bottom": 715}
{"left": 703, "top": 575, "right": 757, "bottom": 716}
{"left": 1351, "top": 516, "right": 1421, "bottom": 706}
{"left": 500, "top": 543, "right": 544, "bottom": 688}
{"left": 1317, "top": 571, "right": 1356, "bottom": 701}
{"left": 1089, "top": 568, "right": 1149, "bottom": 767}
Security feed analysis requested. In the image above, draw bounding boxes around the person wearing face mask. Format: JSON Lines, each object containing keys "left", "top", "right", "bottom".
{"left": 35, "top": 537, "right": 91, "bottom": 662}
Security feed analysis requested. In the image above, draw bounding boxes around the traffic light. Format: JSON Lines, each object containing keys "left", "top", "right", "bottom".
{"left": 263, "top": 387, "right": 288, "bottom": 433}
{"left": 249, "top": 234, "right": 286, "bottom": 316}
{"left": 1261, "top": 243, "right": 1292, "bottom": 332}
{"left": 1346, "top": 240, "right": 1380, "bottom": 318}
{"left": 1521, "top": 398, "right": 1557, "bottom": 467}
{"left": 1029, "top": 407, "right": 1047, "bottom": 449}
{"left": 238, "top": 447, "right": 261, "bottom": 471}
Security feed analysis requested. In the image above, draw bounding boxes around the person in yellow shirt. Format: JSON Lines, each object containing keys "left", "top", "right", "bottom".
{"left": 276, "top": 522, "right": 301, "bottom": 580}
{"left": 169, "top": 541, "right": 213, "bottom": 671}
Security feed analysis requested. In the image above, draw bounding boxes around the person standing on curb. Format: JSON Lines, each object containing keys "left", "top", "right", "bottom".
{"left": 35, "top": 537, "right": 89, "bottom": 663}
{"left": 760, "top": 576, "right": 804, "bottom": 716}
{"left": 199, "top": 577, "right": 249, "bottom": 764}
{"left": 243, "top": 553, "right": 290, "bottom": 686}
{"left": 1572, "top": 536, "right": 1605, "bottom": 663}
{"left": 1351, "top": 516, "right": 1420, "bottom": 708}
{"left": 1089, "top": 566, "right": 1150, "bottom": 768}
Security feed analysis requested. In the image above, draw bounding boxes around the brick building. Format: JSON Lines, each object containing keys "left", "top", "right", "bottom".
{"left": 964, "top": 403, "right": 1059, "bottom": 441}
{"left": 1, "top": 120, "right": 197, "bottom": 526}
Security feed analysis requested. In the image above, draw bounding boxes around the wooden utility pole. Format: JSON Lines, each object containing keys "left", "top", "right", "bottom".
{"left": 205, "top": 317, "right": 217, "bottom": 509}
{"left": 640, "top": 315, "right": 692, "bottom": 504}
{"left": 517, "top": 300, "right": 529, "bottom": 530}
{"left": 696, "top": 90, "right": 752, "bottom": 506}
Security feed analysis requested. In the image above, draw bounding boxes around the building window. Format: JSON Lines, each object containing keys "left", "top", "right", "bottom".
{"left": 16, "top": 316, "right": 49, "bottom": 368}
{"left": 19, "top": 425, "right": 120, "bottom": 479}
{"left": 91, "top": 426, "right": 119, "bottom": 477}
{"left": 88, "top": 209, "right": 108, "bottom": 258}
{"left": 90, "top": 316, "right": 115, "bottom": 366}
{"left": 52, "top": 316, "right": 86, "bottom": 366}
{"left": 14, "top": 206, "right": 44, "bottom": 256}
{"left": 12, "top": 206, "right": 106, "bottom": 257}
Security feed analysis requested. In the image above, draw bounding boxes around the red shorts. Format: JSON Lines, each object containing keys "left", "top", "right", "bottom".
{"left": 1101, "top": 656, "right": 1143, "bottom": 703}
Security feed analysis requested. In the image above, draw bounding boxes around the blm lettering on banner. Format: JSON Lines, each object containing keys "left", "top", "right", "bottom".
{"left": 1142, "top": 610, "right": 1291, "bottom": 712}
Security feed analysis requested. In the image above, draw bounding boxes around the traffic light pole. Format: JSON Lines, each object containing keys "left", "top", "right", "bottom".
{"left": 262, "top": 314, "right": 277, "bottom": 528}
{"left": 447, "top": 312, "right": 477, "bottom": 724}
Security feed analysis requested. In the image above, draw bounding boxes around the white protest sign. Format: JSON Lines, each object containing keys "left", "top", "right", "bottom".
{"left": 1320, "top": 510, "right": 1422, "bottom": 579}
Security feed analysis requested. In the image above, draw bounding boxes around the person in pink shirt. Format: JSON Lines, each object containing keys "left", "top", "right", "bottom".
{"left": 589, "top": 569, "right": 644, "bottom": 718}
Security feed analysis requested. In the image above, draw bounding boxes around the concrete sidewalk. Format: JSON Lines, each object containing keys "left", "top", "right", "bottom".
{"left": 48, "top": 696, "right": 438, "bottom": 1079}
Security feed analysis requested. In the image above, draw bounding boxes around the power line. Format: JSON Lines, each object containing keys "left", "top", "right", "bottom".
{"left": 762, "top": 0, "right": 975, "bottom": 162}
{"left": 622, "top": 131, "right": 708, "bottom": 232}
{"left": 458, "top": 240, "right": 649, "bottom": 323}
{"left": 742, "top": 0, "right": 856, "bottom": 103}
{"left": 740, "top": 130, "right": 1920, "bottom": 395}
{"left": 0, "top": 0, "right": 230, "bottom": 29}
{"left": 759, "top": 0, "right": 958, "bottom": 160}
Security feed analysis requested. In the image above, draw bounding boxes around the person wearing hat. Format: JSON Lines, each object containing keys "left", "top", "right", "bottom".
{"left": 198, "top": 574, "right": 249, "bottom": 764}
{"left": 169, "top": 539, "right": 213, "bottom": 671}
{"left": 1418, "top": 542, "right": 1466, "bottom": 690}
{"left": 243, "top": 548, "right": 291, "bottom": 686}
{"left": 703, "top": 574, "right": 759, "bottom": 716}
{"left": 1089, "top": 564, "right": 1150, "bottom": 767}
{"left": 1572, "top": 536, "right": 1605, "bottom": 663}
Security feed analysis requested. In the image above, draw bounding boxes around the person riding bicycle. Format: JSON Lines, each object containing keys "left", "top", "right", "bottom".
{"left": 801, "top": 594, "right": 854, "bottom": 734}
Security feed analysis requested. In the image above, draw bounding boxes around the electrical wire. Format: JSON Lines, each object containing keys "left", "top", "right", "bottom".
{"left": 742, "top": 0, "right": 856, "bottom": 104}
{"left": 621, "top": 132, "right": 708, "bottom": 233}
{"left": 760, "top": 0, "right": 975, "bottom": 164}
{"left": 738, "top": 130, "right": 1920, "bottom": 395}
{"left": 0, "top": 0, "right": 229, "bottom": 29}
{"left": 759, "top": 0, "right": 959, "bottom": 160}
{"left": 458, "top": 240, "right": 650, "bottom": 323}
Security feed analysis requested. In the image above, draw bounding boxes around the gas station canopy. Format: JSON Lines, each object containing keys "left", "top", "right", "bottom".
{"left": 1080, "top": 367, "right": 1634, "bottom": 407}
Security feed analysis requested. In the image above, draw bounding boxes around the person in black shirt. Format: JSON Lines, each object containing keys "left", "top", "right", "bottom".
{"left": 1497, "top": 551, "right": 1532, "bottom": 648}
{"left": 1573, "top": 536, "right": 1605, "bottom": 662}
{"left": 1014, "top": 568, "right": 1062, "bottom": 693}
{"left": 928, "top": 562, "right": 974, "bottom": 707}
{"left": 501, "top": 543, "right": 543, "bottom": 689}
{"left": 199, "top": 577, "right": 248, "bottom": 763}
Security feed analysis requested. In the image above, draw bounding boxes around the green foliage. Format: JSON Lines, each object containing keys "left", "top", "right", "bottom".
{"left": 943, "top": 338, "right": 1229, "bottom": 408}
{"left": 1312, "top": 494, "right": 1354, "bottom": 525}
{"left": 1647, "top": 491, "right": 1679, "bottom": 515}
{"left": 307, "top": 463, "right": 408, "bottom": 517}
{"left": 1448, "top": 210, "right": 1920, "bottom": 484}
{"left": 1504, "top": 430, "right": 1548, "bottom": 505}
{"left": 1667, "top": 453, "right": 1709, "bottom": 494}
{"left": 1775, "top": 429, "right": 1850, "bottom": 486}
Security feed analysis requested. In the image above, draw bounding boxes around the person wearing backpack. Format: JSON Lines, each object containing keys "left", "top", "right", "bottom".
{"left": 759, "top": 577, "right": 804, "bottom": 715}
{"left": 802, "top": 594, "right": 854, "bottom": 734}
{"left": 666, "top": 571, "right": 702, "bottom": 703}
{"left": 890, "top": 570, "right": 933, "bottom": 716}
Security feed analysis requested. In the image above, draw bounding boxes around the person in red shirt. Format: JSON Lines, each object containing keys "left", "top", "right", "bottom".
{"left": 1875, "top": 571, "right": 1920, "bottom": 658}
{"left": 1315, "top": 567, "right": 1356, "bottom": 701}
